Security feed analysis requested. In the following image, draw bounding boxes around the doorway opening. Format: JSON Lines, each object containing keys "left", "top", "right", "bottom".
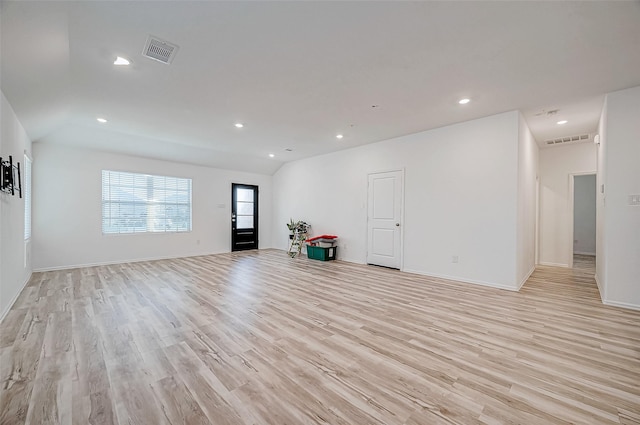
{"left": 570, "top": 173, "right": 596, "bottom": 273}
{"left": 231, "top": 183, "right": 259, "bottom": 251}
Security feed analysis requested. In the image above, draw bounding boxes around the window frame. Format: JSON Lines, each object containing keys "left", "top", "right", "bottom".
{"left": 101, "top": 170, "right": 193, "bottom": 235}
{"left": 24, "top": 155, "right": 32, "bottom": 241}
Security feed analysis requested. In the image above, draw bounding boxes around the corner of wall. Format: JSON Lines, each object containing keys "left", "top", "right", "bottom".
{"left": 0, "top": 90, "right": 33, "bottom": 320}
{"left": 515, "top": 113, "right": 539, "bottom": 289}
{"left": 0, "top": 271, "right": 31, "bottom": 322}
{"left": 517, "top": 265, "right": 536, "bottom": 291}
{"left": 595, "top": 95, "right": 607, "bottom": 302}
{"left": 599, "top": 85, "right": 640, "bottom": 310}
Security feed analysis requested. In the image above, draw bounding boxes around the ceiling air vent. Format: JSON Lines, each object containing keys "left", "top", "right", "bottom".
{"left": 142, "top": 36, "right": 179, "bottom": 64}
{"left": 543, "top": 133, "right": 593, "bottom": 148}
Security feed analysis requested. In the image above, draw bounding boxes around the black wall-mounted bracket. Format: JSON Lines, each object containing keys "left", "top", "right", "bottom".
{"left": 0, "top": 155, "right": 22, "bottom": 198}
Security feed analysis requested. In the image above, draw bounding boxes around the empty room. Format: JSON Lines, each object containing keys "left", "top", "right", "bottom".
{"left": 1, "top": 2, "right": 639, "bottom": 424}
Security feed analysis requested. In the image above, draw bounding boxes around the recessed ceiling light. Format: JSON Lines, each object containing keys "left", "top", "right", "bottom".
{"left": 113, "top": 56, "right": 130, "bottom": 66}
{"left": 234, "top": 123, "right": 244, "bottom": 128}
{"left": 557, "top": 120, "right": 568, "bottom": 125}
{"left": 336, "top": 134, "right": 344, "bottom": 139}
{"left": 458, "top": 98, "right": 471, "bottom": 105}
{"left": 97, "top": 117, "right": 107, "bottom": 123}
{"left": 269, "top": 153, "right": 275, "bottom": 158}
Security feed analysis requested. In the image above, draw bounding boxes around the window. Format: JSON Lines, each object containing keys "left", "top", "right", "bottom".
{"left": 102, "top": 170, "right": 192, "bottom": 234}
{"left": 24, "top": 156, "right": 32, "bottom": 240}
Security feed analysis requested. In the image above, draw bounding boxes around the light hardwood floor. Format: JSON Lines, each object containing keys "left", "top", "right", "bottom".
{"left": 573, "top": 254, "right": 596, "bottom": 274}
{"left": 1, "top": 249, "right": 639, "bottom": 425}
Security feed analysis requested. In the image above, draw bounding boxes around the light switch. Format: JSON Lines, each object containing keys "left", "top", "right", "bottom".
{"left": 629, "top": 195, "right": 640, "bottom": 206}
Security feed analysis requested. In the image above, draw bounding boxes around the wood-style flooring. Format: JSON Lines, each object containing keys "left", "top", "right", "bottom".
{"left": 573, "top": 254, "right": 596, "bottom": 274}
{"left": 1, "top": 249, "right": 639, "bottom": 425}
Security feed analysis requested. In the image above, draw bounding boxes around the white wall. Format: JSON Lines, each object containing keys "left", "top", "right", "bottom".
{"left": 573, "top": 174, "right": 596, "bottom": 255}
{"left": 538, "top": 142, "right": 597, "bottom": 267}
{"left": 516, "top": 113, "right": 539, "bottom": 287}
{"left": 32, "top": 144, "right": 273, "bottom": 270}
{"left": 0, "top": 92, "right": 32, "bottom": 319}
{"left": 274, "top": 111, "right": 523, "bottom": 290}
{"left": 600, "top": 85, "right": 640, "bottom": 310}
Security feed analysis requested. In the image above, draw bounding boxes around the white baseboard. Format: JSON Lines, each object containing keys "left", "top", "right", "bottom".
{"left": 574, "top": 251, "right": 596, "bottom": 256}
{"left": 32, "top": 250, "right": 231, "bottom": 272}
{"left": 338, "top": 256, "right": 365, "bottom": 265}
{"left": 603, "top": 299, "right": 640, "bottom": 311}
{"left": 591, "top": 275, "right": 638, "bottom": 311}
{"left": 517, "top": 265, "right": 536, "bottom": 290}
{"left": 594, "top": 274, "right": 605, "bottom": 301}
{"left": 0, "top": 271, "right": 32, "bottom": 323}
{"left": 402, "top": 268, "right": 519, "bottom": 292}
{"left": 538, "top": 261, "right": 570, "bottom": 268}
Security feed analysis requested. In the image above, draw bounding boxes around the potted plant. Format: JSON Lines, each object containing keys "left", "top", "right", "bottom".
{"left": 287, "top": 219, "right": 310, "bottom": 257}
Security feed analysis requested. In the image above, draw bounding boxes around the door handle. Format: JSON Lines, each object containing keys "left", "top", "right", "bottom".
{"left": 395, "top": 223, "right": 400, "bottom": 227}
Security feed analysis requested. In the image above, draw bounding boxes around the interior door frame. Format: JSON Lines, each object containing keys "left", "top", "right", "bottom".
{"left": 535, "top": 176, "right": 540, "bottom": 265}
{"left": 366, "top": 168, "right": 405, "bottom": 270}
{"left": 568, "top": 171, "right": 596, "bottom": 268}
{"left": 231, "top": 183, "right": 259, "bottom": 251}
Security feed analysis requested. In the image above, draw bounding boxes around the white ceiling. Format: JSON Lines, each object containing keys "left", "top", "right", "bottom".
{"left": 2, "top": 1, "right": 640, "bottom": 174}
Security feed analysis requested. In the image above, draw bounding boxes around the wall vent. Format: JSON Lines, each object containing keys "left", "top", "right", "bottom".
{"left": 142, "top": 36, "right": 179, "bottom": 64}
{"left": 544, "top": 133, "right": 592, "bottom": 147}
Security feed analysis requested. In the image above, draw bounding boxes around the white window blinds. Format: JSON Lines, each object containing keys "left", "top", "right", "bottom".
{"left": 102, "top": 170, "right": 192, "bottom": 234}
{"left": 24, "top": 156, "right": 32, "bottom": 240}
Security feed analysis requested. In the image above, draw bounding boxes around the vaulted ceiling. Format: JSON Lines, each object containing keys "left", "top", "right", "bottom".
{"left": 2, "top": 1, "right": 640, "bottom": 174}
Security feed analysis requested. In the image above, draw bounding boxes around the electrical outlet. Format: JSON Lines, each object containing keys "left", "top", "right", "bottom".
{"left": 452, "top": 255, "right": 459, "bottom": 263}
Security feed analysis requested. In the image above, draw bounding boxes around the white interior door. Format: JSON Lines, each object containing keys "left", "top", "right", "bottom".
{"left": 367, "top": 170, "right": 403, "bottom": 269}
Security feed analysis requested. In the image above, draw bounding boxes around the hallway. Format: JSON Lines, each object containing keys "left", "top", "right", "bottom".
{"left": 573, "top": 253, "right": 596, "bottom": 275}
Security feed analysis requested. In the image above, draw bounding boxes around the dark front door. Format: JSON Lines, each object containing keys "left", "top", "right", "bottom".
{"left": 231, "top": 183, "right": 259, "bottom": 251}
